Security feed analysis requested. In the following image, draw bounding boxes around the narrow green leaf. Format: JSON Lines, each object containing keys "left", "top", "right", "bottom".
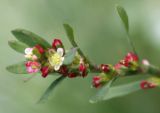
{"left": 90, "top": 78, "right": 116, "bottom": 103}
{"left": 90, "top": 81, "right": 141, "bottom": 103}
{"left": 6, "top": 62, "right": 27, "bottom": 74}
{"left": 8, "top": 40, "right": 28, "bottom": 54}
{"left": 116, "top": 5, "right": 137, "bottom": 54}
{"left": 37, "top": 76, "right": 66, "bottom": 103}
{"left": 116, "top": 5, "right": 129, "bottom": 32}
{"left": 103, "top": 81, "right": 141, "bottom": 100}
{"left": 11, "top": 29, "right": 51, "bottom": 48}
{"left": 63, "top": 24, "right": 74, "bottom": 42}
{"left": 63, "top": 47, "right": 78, "bottom": 65}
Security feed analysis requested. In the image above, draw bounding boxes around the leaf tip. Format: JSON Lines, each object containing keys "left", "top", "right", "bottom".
{"left": 36, "top": 98, "right": 46, "bottom": 104}
{"left": 6, "top": 65, "right": 13, "bottom": 73}
{"left": 115, "top": 4, "right": 129, "bottom": 32}
{"left": 8, "top": 40, "right": 17, "bottom": 45}
{"left": 63, "top": 23, "right": 67, "bottom": 27}
{"left": 115, "top": 4, "right": 121, "bottom": 10}
{"left": 63, "top": 24, "right": 73, "bottom": 32}
{"left": 11, "top": 28, "right": 29, "bottom": 36}
{"left": 11, "top": 28, "right": 21, "bottom": 34}
{"left": 8, "top": 40, "right": 13, "bottom": 46}
{"left": 63, "top": 23, "right": 70, "bottom": 28}
{"left": 6, "top": 66, "right": 9, "bottom": 71}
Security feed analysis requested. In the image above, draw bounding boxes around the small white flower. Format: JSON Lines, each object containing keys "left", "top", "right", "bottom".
{"left": 24, "top": 48, "right": 37, "bottom": 60}
{"left": 25, "top": 48, "right": 33, "bottom": 54}
{"left": 48, "top": 48, "right": 65, "bottom": 71}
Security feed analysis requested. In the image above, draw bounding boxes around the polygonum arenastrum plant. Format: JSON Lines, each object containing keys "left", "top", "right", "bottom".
{"left": 6, "top": 5, "right": 160, "bottom": 103}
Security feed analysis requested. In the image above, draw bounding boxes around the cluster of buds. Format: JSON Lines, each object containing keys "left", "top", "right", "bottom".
{"left": 24, "top": 39, "right": 89, "bottom": 78}
{"left": 58, "top": 58, "right": 89, "bottom": 78}
{"left": 92, "top": 52, "right": 139, "bottom": 88}
{"left": 24, "top": 45, "right": 45, "bottom": 61}
{"left": 25, "top": 44, "right": 46, "bottom": 76}
{"left": 92, "top": 64, "right": 116, "bottom": 88}
{"left": 114, "top": 52, "right": 139, "bottom": 74}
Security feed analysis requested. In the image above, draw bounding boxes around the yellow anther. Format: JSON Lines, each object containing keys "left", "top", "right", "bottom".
{"left": 50, "top": 53, "right": 62, "bottom": 65}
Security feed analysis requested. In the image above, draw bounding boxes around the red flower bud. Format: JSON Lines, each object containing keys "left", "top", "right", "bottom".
{"left": 79, "top": 63, "right": 88, "bottom": 77}
{"left": 52, "top": 39, "right": 63, "bottom": 49}
{"left": 59, "top": 65, "right": 68, "bottom": 76}
{"left": 41, "top": 66, "right": 49, "bottom": 78}
{"left": 68, "top": 72, "right": 77, "bottom": 78}
{"left": 79, "top": 63, "right": 86, "bottom": 72}
{"left": 119, "top": 52, "right": 139, "bottom": 67}
{"left": 125, "top": 52, "right": 138, "bottom": 63}
{"left": 100, "top": 64, "right": 110, "bottom": 73}
{"left": 35, "top": 45, "right": 45, "bottom": 54}
{"left": 140, "top": 80, "right": 156, "bottom": 90}
{"left": 25, "top": 61, "right": 31, "bottom": 67}
{"left": 92, "top": 76, "right": 102, "bottom": 88}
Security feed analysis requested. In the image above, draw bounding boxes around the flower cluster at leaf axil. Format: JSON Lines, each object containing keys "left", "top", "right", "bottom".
{"left": 24, "top": 39, "right": 89, "bottom": 78}
{"left": 23, "top": 42, "right": 159, "bottom": 90}
{"left": 92, "top": 52, "right": 140, "bottom": 88}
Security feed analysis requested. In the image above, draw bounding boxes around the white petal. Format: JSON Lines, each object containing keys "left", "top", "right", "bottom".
{"left": 61, "top": 57, "right": 65, "bottom": 62}
{"left": 59, "top": 61, "right": 63, "bottom": 66}
{"left": 57, "top": 48, "right": 64, "bottom": 56}
{"left": 25, "top": 48, "right": 33, "bottom": 54}
{"left": 54, "top": 65, "right": 60, "bottom": 71}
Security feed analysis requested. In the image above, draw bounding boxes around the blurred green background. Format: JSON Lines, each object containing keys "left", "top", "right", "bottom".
{"left": 1, "top": 0, "right": 160, "bottom": 113}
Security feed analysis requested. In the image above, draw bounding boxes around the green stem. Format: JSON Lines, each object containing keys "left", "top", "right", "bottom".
{"left": 89, "top": 64, "right": 160, "bottom": 78}
{"left": 145, "top": 64, "right": 160, "bottom": 76}
{"left": 126, "top": 33, "right": 137, "bottom": 55}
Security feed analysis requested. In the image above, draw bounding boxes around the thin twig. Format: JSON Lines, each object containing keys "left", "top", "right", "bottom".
{"left": 126, "top": 33, "right": 137, "bottom": 55}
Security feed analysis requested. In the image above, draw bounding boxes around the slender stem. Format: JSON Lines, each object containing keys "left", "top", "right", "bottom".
{"left": 145, "top": 64, "right": 160, "bottom": 76}
{"left": 89, "top": 64, "right": 160, "bottom": 78}
{"left": 126, "top": 33, "right": 137, "bottom": 55}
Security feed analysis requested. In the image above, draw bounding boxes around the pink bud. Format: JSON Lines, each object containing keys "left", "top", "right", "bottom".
{"left": 125, "top": 52, "right": 138, "bottom": 62}
{"left": 32, "top": 55, "right": 38, "bottom": 61}
{"left": 114, "top": 63, "right": 123, "bottom": 70}
{"left": 25, "top": 61, "right": 40, "bottom": 74}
